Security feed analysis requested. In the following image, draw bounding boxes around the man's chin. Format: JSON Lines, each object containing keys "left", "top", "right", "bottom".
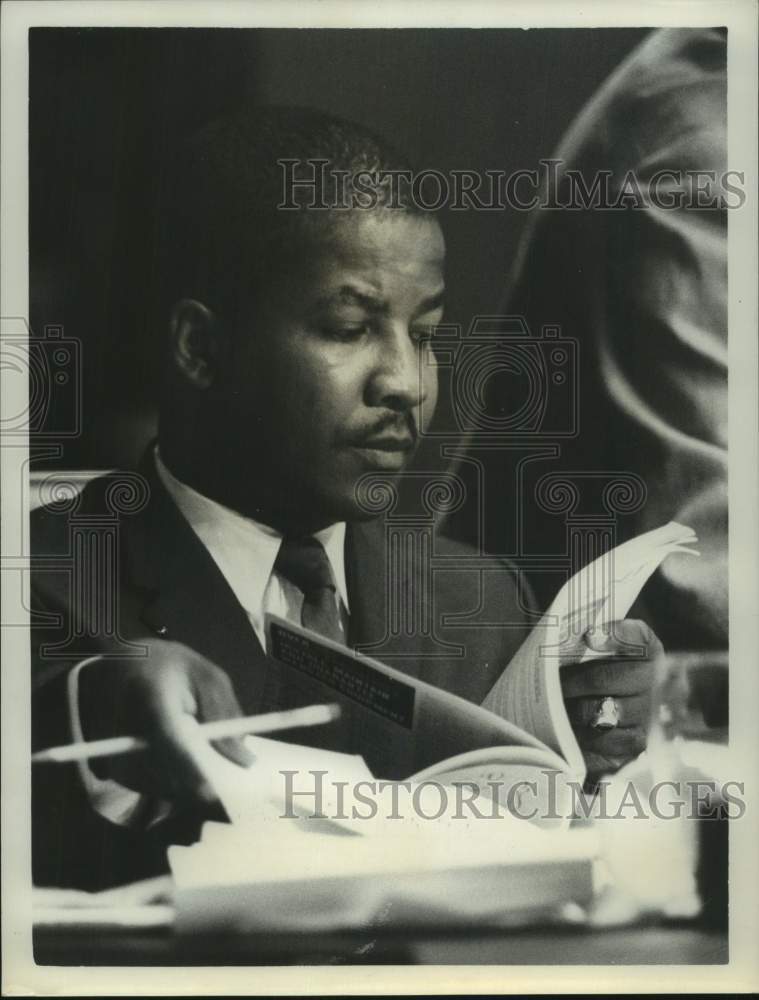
{"left": 301, "top": 479, "right": 399, "bottom": 528}
{"left": 280, "top": 456, "right": 416, "bottom": 528}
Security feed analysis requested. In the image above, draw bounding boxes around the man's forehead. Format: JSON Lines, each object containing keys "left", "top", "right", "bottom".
{"left": 314, "top": 283, "right": 445, "bottom": 315}
{"left": 299, "top": 209, "right": 444, "bottom": 259}
{"left": 296, "top": 211, "right": 445, "bottom": 286}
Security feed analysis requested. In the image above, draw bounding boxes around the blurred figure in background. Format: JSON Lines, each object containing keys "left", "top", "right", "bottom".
{"left": 473, "top": 28, "right": 728, "bottom": 650}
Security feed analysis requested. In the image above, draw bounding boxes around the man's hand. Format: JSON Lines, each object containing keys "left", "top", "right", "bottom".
{"left": 560, "top": 619, "right": 663, "bottom": 783}
{"left": 78, "top": 641, "right": 254, "bottom": 807}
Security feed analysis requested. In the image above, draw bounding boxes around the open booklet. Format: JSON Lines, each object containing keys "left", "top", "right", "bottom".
{"left": 260, "top": 520, "right": 698, "bottom": 802}
{"left": 167, "top": 521, "right": 696, "bottom": 929}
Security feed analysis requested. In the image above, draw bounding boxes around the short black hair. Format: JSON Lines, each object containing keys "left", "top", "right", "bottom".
{"left": 158, "top": 105, "right": 424, "bottom": 324}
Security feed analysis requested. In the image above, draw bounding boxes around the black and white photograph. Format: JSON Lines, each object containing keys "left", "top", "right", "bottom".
{"left": 2, "top": 0, "right": 757, "bottom": 993}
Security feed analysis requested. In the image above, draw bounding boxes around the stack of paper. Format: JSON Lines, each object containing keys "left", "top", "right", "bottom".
{"left": 168, "top": 736, "right": 597, "bottom": 933}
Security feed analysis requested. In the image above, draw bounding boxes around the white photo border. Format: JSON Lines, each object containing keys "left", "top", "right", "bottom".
{"left": 2, "top": 1, "right": 757, "bottom": 994}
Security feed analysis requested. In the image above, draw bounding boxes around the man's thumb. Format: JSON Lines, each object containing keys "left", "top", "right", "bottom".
{"left": 584, "top": 622, "right": 619, "bottom": 653}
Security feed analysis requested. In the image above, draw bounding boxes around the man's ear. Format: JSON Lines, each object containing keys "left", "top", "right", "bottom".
{"left": 168, "top": 299, "right": 225, "bottom": 389}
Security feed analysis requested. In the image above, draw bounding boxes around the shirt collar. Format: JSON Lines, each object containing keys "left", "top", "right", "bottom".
{"left": 154, "top": 447, "right": 349, "bottom": 613}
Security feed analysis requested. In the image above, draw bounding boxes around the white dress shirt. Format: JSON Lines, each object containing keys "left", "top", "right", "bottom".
{"left": 69, "top": 448, "right": 350, "bottom": 825}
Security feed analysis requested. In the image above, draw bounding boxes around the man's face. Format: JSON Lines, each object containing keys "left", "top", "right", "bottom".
{"left": 221, "top": 210, "right": 445, "bottom": 529}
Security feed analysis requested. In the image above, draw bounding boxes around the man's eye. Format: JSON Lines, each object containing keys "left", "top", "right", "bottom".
{"left": 320, "top": 325, "right": 369, "bottom": 342}
{"left": 411, "top": 325, "right": 433, "bottom": 343}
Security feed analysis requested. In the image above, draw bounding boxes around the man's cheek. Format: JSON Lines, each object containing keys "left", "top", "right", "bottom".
{"left": 419, "top": 370, "right": 439, "bottom": 432}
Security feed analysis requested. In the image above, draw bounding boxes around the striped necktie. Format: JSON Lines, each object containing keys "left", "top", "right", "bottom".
{"left": 274, "top": 535, "right": 345, "bottom": 643}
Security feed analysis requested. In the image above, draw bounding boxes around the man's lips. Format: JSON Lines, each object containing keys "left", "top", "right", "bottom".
{"left": 344, "top": 428, "right": 417, "bottom": 470}
{"left": 353, "top": 434, "right": 415, "bottom": 452}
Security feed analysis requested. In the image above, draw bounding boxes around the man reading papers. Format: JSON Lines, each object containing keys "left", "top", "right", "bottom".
{"left": 31, "top": 107, "right": 662, "bottom": 890}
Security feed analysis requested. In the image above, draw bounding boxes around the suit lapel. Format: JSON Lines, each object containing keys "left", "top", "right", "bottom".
{"left": 125, "top": 455, "right": 272, "bottom": 713}
{"left": 344, "top": 516, "right": 388, "bottom": 651}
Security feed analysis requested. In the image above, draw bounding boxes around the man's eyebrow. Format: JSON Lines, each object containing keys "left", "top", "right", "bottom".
{"left": 315, "top": 286, "right": 445, "bottom": 315}
{"left": 315, "top": 286, "right": 386, "bottom": 312}
{"left": 414, "top": 289, "right": 445, "bottom": 317}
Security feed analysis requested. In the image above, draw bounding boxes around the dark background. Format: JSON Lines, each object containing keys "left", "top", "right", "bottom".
{"left": 29, "top": 27, "right": 649, "bottom": 469}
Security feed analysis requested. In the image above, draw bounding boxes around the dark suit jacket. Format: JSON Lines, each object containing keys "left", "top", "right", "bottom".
{"left": 31, "top": 455, "right": 536, "bottom": 889}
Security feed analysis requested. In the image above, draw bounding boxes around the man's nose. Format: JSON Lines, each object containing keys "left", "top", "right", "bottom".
{"left": 366, "top": 324, "right": 428, "bottom": 412}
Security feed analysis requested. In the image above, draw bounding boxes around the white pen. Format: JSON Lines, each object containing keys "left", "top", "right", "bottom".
{"left": 32, "top": 703, "right": 341, "bottom": 764}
